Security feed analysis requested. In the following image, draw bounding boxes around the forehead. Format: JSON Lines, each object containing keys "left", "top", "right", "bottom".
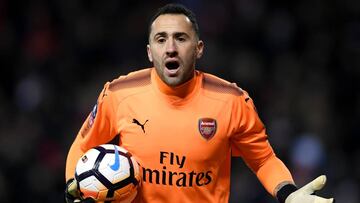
{"left": 150, "top": 14, "right": 194, "bottom": 35}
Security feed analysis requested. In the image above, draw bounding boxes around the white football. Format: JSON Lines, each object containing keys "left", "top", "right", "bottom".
{"left": 75, "top": 144, "right": 141, "bottom": 202}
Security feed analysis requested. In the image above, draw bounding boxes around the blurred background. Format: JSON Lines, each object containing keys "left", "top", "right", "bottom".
{"left": 0, "top": 0, "right": 359, "bottom": 202}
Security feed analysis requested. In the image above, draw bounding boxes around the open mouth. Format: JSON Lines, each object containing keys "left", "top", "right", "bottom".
{"left": 164, "top": 61, "right": 180, "bottom": 76}
{"left": 165, "top": 61, "right": 180, "bottom": 70}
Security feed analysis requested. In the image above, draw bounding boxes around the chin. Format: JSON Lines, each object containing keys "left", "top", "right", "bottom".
{"left": 164, "top": 77, "right": 182, "bottom": 87}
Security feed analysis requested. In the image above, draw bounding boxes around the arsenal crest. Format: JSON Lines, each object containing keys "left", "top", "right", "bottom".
{"left": 198, "top": 118, "right": 217, "bottom": 140}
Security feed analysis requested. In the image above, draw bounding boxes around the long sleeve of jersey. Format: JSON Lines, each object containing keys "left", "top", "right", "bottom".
{"left": 65, "top": 82, "right": 118, "bottom": 181}
{"left": 230, "top": 90, "right": 294, "bottom": 196}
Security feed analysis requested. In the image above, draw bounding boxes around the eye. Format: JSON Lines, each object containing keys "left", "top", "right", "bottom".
{"left": 156, "top": 37, "right": 166, "bottom": 43}
{"left": 177, "top": 36, "right": 186, "bottom": 42}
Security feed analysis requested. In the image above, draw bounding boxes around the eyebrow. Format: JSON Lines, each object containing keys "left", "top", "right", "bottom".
{"left": 153, "top": 31, "right": 190, "bottom": 39}
{"left": 153, "top": 32, "right": 167, "bottom": 38}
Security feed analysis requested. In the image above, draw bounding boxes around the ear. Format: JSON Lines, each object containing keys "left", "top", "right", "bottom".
{"left": 147, "top": 44, "right": 153, "bottom": 62}
{"left": 196, "top": 40, "right": 204, "bottom": 59}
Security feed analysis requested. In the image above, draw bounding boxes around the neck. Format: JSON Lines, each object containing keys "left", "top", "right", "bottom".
{"left": 153, "top": 69, "right": 197, "bottom": 98}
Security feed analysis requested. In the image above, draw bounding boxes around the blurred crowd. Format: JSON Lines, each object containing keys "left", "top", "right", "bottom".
{"left": 0, "top": 0, "right": 359, "bottom": 202}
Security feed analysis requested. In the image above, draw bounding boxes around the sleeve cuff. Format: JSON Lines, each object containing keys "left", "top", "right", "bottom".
{"left": 276, "top": 184, "right": 298, "bottom": 203}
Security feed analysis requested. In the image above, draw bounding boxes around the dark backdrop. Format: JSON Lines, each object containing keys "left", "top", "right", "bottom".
{"left": 0, "top": 0, "right": 359, "bottom": 202}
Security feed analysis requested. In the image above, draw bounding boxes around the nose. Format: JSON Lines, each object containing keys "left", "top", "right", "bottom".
{"left": 165, "top": 38, "right": 178, "bottom": 57}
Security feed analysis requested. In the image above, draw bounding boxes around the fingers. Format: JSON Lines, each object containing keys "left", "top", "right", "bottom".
{"left": 68, "top": 179, "right": 78, "bottom": 192}
{"left": 314, "top": 196, "right": 334, "bottom": 203}
{"left": 65, "top": 179, "right": 81, "bottom": 203}
{"left": 302, "top": 176, "right": 334, "bottom": 203}
{"left": 301, "top": 175, "right": 327, "bottom": 194}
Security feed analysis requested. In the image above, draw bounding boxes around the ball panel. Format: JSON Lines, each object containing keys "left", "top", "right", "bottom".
{"left": 97, "top": 190, "right": 115, "bottom": 201}
{"left": 80, "top": 188, "right": 99, "bottom": 200}
{"left": 76, "top": 149, "right": 100, "bottom": 175}
{"left": 79, "top": 176, "right": 107, "bottom": 191}
{"left": 98, "top": 153, "right": 131, "bottom": 183}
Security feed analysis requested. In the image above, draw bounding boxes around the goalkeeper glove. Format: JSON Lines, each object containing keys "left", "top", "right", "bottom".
{"left": 65, "top": 178, "right": 95, "bottom": 203}
{"left": 277, "top": 175, "right": 334, "bottom": 203}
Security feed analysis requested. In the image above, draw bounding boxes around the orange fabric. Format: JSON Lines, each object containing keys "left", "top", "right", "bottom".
{"left": 256, "top": 155, "right": 294, "bottom": 196}
{"left": 66, "top": 68, "right": 293, "bottom": 202}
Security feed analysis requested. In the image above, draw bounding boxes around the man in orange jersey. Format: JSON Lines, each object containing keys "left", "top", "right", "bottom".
{"left": 65, "top": 3, "right": 334, "bottom": 203}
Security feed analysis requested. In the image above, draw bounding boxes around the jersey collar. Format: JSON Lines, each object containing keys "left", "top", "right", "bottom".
{"left": 151, "top": 68, "right": 201, "bottom": 105}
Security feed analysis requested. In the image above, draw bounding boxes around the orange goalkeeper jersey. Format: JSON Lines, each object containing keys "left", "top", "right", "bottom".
{"left": 66, "top": 68, "right": 293, "bottom": 202}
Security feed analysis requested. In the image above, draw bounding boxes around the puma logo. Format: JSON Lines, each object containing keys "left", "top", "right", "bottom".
{"left": 132, "top": 119, "right": 148, "bottom": 133}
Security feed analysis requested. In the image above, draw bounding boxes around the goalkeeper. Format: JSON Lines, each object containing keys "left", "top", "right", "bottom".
{"left": 65, "top": 3, "right": 334, "bottom": 203}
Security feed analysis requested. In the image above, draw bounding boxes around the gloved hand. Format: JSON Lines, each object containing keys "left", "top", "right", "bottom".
{"left": 285, "top": 175, "right": 334, "bottom": 203}
{"left": 65, "top": 178, "right": 95, "bottom": 203}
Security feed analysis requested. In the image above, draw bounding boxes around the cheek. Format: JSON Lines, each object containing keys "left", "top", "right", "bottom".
{"left": 150, "top": 49, "right": 162, "bottom": 61}
{"left": 152, "top": 53, "right": 161, "bottom": 64}
{"left": 182, "top": 48, "right": 197, "bottom": 63}
{"left": 151, "top": 53, "right": 162, "bottom": 69}
{"left": 153, "top": 60, "right": 161, "bottom": 68}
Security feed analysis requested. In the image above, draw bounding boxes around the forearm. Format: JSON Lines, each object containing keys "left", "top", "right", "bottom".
{"left": 65, "top": 134, "right": 86, "bottom": 181}
{"left": 255, "top": 155, "right": 294, "bottom": 197}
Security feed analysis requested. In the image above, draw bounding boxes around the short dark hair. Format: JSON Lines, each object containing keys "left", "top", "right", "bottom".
{"left": 148, "top": 3, "right": 200, "bottom": 40}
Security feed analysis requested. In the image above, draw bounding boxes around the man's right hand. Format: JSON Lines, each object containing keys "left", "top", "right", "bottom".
{"left": 65, "top": 178, "right": 95, "bottom": 203}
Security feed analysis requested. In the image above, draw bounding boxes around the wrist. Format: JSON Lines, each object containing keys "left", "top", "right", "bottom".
{"left": 276, "top": 184, "right": 298, "bottom": 203}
